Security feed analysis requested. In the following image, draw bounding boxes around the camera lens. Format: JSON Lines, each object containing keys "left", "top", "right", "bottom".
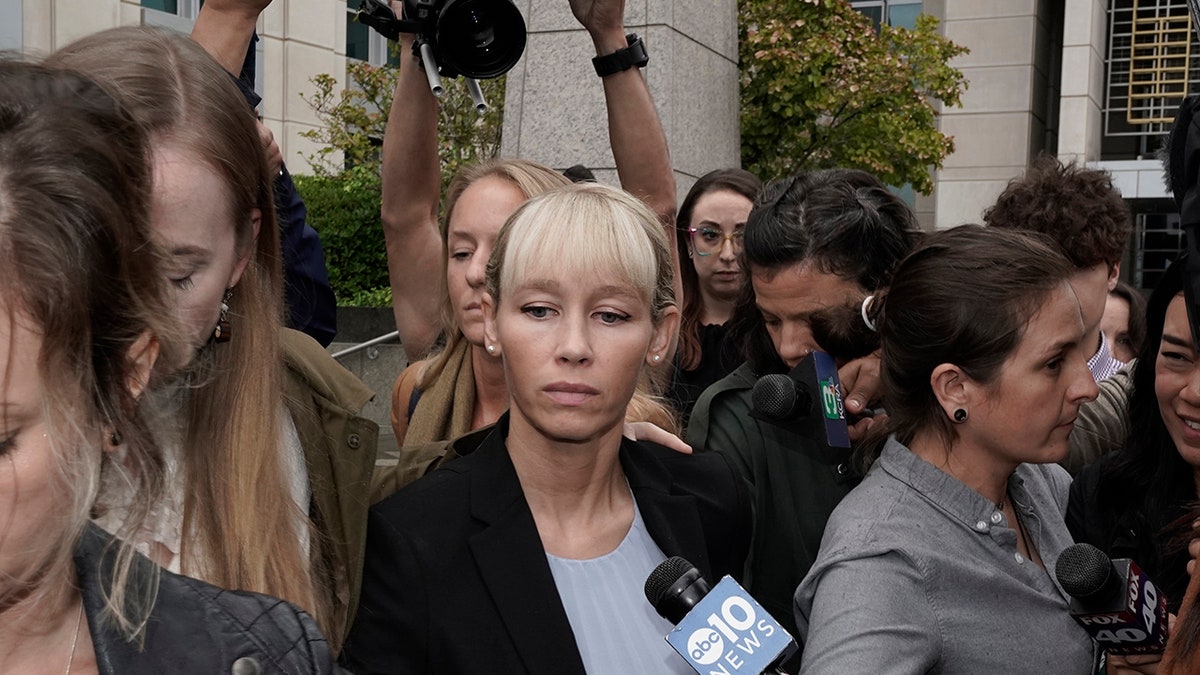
{"left": 464, "top": 8, "right": 496, "bottom": 52}
{"left": 437, "top": 0, "right": 526, "bottom": 79}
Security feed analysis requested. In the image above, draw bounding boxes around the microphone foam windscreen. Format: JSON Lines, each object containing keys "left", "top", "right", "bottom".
{"left": 645, "top": 556, "right": 695, "bottom": 607}
{"left": 1055, "top": 543, "right": 1115, "bottom": 598}
{"left": 752, "top": 374, "right": 798, "bottom": 420}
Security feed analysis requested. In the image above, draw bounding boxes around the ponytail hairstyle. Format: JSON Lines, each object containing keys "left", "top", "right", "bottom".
{"left": 675, "top": 168, "right": 761, "bottom": 371}
{"left": 0, "top": 59, "right": 182, "bottom": 637}
{"left": 862, "top": 225, "right": 1074, "bottom": 471}
{"left": 47, "top": 27, "right": 328, "bottom": 637}
{"left": 728, "top": 169, "right": 921, "bottom": 374}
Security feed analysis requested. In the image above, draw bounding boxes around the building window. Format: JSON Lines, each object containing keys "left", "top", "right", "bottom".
{"left": 1132, "top": 210, "right": 1185, "bottom": 289}
{"left": 1105, "top": 0, "right": 1198, "bottom": 146}
{"left": 346, "top": 0, "right": 399, "bottom": 65}
{"left": 848, "top": 1, "right": 923, "bottom": 209}
{"left": 141, "top": 0, "right": 201, "bottom": 19}
{"left": 1, "top": 0, "right": 21, "bottom": 51}
{"left": 851, "top": 1, "right": 922, "bottom": 31}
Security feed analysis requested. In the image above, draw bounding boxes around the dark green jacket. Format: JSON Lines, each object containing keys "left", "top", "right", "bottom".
{"left": 686, "top": 361, "right": 858, "bottom": 641}
{"left": 282, "top": 328, "right": 379, "bottom": 649}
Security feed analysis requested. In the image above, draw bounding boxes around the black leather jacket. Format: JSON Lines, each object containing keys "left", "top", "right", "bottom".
{"left": 77, "top": 524, "right": 335, "bottom": 674}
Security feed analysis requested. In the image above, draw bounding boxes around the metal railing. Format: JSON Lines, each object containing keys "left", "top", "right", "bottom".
{"left": 331, "top": 330, "right": 400, "bottom": 360}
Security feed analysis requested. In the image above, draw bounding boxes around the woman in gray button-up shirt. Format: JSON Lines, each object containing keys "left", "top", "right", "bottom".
{"left": 795, "top": 226, "right": 1105, "bottom": 673}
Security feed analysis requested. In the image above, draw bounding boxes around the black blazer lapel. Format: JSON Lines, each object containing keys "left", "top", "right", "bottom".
{"left": 467, "top": 425, "right": 587, "bottom": 675}
{"left": 621, "top": 440, "right": 715, "bottom": 582}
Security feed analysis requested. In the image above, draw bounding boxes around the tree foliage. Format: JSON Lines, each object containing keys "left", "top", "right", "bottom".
{"left": 300, "top": 53, "right": 504, "bottom": 187}
{"left": 740, "top": 0, "right": 968, "bottom": 193}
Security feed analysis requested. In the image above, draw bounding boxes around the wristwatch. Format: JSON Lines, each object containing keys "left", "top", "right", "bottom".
{"left": 592, "top": 33, "right": 650, "bottom": 78}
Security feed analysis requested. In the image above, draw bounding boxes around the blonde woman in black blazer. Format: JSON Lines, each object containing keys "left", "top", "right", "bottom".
{"left": 343, "top": 184, "right": 752, "bottom": 674}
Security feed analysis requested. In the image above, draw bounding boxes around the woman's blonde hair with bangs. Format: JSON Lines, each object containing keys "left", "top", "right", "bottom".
{"left": 486, "top": 183, "right": 676, "bottom": 322}
{"left": 485, "top": 183, "right": 680, "bottom": 432}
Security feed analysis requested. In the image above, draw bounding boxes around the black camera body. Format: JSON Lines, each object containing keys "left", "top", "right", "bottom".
{"left": 356, "top": 0, "right": 526, "bottom": 80}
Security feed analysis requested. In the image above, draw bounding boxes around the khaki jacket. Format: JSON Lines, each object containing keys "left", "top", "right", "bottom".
{"left": 281, "top": 328, "right": 379, "bottom": 649}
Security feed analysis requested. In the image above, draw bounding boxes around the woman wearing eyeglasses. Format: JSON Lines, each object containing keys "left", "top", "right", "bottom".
{"left": 666, "top": 169, "right": 761, "bottom": 421}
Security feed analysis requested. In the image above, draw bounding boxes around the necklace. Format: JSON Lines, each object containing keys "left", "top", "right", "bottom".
{"left": 63, "top": 600, "right": 82, "bottom": 675}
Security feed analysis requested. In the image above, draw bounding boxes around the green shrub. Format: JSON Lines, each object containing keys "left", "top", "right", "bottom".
{"left": 345, "top": 286, "right": 393, "bottom": 308}
{"left": 294, "top": 165, "right": 391, "bottom": 307}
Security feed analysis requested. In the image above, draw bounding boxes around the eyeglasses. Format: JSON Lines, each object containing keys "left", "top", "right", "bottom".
{"left": 688, "top": 227, "right": 744, "bottom": 256}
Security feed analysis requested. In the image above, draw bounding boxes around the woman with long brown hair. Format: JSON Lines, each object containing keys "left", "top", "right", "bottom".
{"left": 666, "top": 168, "right": 761, "bottom": 420}
{"left": 0, "top": 58, "right": 332, "bottom": 674}
{"left": 47, "top": 27, "right": 377, "bottom": 649}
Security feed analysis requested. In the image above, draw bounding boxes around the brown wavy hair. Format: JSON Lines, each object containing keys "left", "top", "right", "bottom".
{"left": 0, "top": 60, "right": 182, "bottom": 636}
{"left": 47, "top": 28, "right": 326, "bottom": 636}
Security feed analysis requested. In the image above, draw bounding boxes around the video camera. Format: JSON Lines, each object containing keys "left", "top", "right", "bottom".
{"left": 356, "top": 0, "right": 526, "bottom": 112}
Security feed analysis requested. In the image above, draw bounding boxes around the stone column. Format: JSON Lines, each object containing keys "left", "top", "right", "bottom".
{"left": 932, "top": 0, "right": 1057, "bottom": 229}
{"left": 1057, "top": 0, "right": 1106, "bottom": 163}
{"left": 260, "top": 2, "right": 348, "bottom": 173}
{"left": 499, "top": 0, "right": 741, "bottom": 201}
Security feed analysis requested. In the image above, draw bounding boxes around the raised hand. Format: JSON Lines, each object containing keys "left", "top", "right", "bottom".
{"left": 568, "top": 0, "right": 627, "bottom": 48}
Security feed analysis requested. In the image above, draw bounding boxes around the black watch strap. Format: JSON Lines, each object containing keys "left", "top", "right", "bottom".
{"left": 592, "top": 33, "right": 649, "bottom": 77}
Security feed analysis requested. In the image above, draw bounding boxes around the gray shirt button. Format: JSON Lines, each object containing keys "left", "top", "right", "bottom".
{"left": 990, "top": 511, "right": 1004, "bottom": 525}
{"left": 974, "top": 520, "right": 988, "bottom": 532}
{"left": 1014, "top": 552, "right": 1025, "bottom": 563}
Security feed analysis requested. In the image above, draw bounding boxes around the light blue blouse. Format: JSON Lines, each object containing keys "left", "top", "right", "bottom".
{"left": 547, "top": 501, "right": 695, "bottom": 674}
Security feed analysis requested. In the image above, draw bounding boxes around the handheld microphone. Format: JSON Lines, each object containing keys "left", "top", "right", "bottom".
{"left": 1055, "top": 543, "right": 1169, "bottom": 654}
{"left": 750, "top": 351, "right": 851, "bottom": 450}
{"left": 751, "top": 374, "right": 811, "bottom": 423}
{"left": 645, "top": 557, "right": 797, "bottom": 674}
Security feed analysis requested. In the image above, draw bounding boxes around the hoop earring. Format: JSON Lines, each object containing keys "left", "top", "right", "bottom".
{"left": 212, "top": 288, "right": 233, "bottom": 344}
{"left": 860, "top": 295, "right": 877, "bottom": 332}
{"left": 952, "top": 408, "right": 968, "bottom": 423}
